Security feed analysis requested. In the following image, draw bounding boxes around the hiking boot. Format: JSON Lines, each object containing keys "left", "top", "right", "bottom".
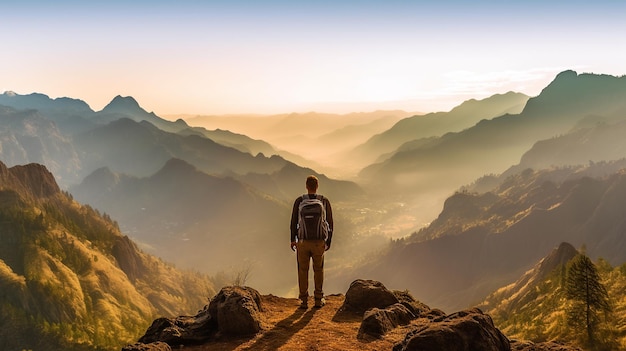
{"left": 299, "top": 300, "right": 308, "bottom": 309}
{"left": 314, "top": 297, "right": 326, "bottom": 308}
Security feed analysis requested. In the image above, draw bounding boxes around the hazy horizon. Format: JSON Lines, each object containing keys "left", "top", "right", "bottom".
{"left": 2, "top": 0, "right": 625, "bottom": 116}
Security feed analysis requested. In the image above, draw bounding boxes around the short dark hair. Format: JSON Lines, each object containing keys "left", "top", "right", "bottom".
{"left": 306, "top": 175, "right": 319, "bottom": 191}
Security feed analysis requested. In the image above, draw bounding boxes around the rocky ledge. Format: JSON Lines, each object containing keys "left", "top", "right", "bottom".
{"left": 123, "top": 279, "right": 581, "bottom": 351}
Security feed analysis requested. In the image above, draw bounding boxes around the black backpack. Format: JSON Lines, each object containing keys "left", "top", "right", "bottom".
{"left": 297, "top": 194, "right": 330, "bottom": 240}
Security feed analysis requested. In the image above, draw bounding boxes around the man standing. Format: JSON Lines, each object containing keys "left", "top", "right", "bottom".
{"left": 290, "top": 175, "right": 333, "bottom": 309}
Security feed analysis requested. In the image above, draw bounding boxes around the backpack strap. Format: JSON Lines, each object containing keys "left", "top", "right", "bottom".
{"left": 306, "top": 194, "right": 323, "bottom": 199}
{"left": 303, "top": 194, "right": 323, "bottom": 200}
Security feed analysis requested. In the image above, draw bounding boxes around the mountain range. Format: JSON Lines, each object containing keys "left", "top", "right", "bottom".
{"left": 361, "top": 72, "right": 626, "bottom": 194}
{"left": 68, "top": 158, "right": 293, "bottom": 293}
{"left": 347, "top": 91, "right": 529, "bottom": 167}
{"left": 356, "top": 71, "right": 626, "bottom": 227}
{"left": 0, "top": 92, "right": 329, "bottom": 192}
{"left": 3, "top": 70, "right": 626, "bottom": 350}
{"left": 0, "top": 104, "right": 81, "bottom": 185}
{"left": 342, "top": 158, "right": 626, "bottom": 313}
{"left": 0, "top": 89, "right": 367, "bottom": 299}
{"left": 183, "top": 110, "right": 413, "bottom": 177}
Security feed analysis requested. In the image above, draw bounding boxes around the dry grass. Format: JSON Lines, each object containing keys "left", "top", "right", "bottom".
{"left": 183, "top": 294, "right": 417, "bottom": 351}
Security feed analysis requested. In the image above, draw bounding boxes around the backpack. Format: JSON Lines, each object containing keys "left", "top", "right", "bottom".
{"left": 297, "top": 194, "right": 330, "bottom": 241}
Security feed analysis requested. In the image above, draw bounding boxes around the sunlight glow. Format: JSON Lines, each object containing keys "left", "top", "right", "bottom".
{"left": 1, "top": 1, "right": 625, "bottom": 115}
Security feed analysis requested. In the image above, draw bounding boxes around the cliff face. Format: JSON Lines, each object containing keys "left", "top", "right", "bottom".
{"left": 0, "top": 162, "right": 60, "bottom": 198}
{"left": 0, "top": 161, "right": 215, "bottom": 351}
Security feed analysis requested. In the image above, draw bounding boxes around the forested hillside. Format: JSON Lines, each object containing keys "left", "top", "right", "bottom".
{"left": 480, "top": 243, "right": 626, "bottom": 350}
{"left": 0, "top": 161, "right": 214, "bottom": 350}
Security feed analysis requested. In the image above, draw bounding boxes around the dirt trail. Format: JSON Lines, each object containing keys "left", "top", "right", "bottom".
{"left": 184, "top": 294, "right": 415, "bottom": 351}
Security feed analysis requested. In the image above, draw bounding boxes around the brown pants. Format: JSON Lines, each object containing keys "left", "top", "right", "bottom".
{"left": 297, "top": 239, "right": 325, "bottom": 301}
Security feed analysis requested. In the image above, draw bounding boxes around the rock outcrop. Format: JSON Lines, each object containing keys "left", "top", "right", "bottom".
{"left": 0, "top": 161, "right": 61, "bottom": 200}
{"left": 131, "top": 286, "right": 263, "bottom": 349}
{"left": 125, "top": 279, "right": 580, "bottom": 351}
{"left": 207, "top": 285, "right": 263, "bottom": 335}
{"left": 343, "top": 279, "right": 434, "bottom": 339}
{"left": 137, "top": 310, "right": 213, "bottom": 346}
{"left": 393, "top": 308, "right": 510, "bottom": 351}
{"left": 358, "top": 303, "right": 415, "bottom": 339}
{"left": 341, "top": 279, "right": 401, "bottom": 313}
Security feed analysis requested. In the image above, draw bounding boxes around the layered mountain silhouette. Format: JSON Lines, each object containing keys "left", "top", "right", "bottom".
{"left": 0, "top": 161, "right": 214, "bottom": 351}
{"left": 342, "top": 159, "right": 626, "bottom": 312}
{"left": 1, "top": 89, "right": 365, "bottom": 300}
{"left": 185, "top": 110, "right": 411, "bottom": 176}
{"left": 344, "top": 71, "right": 626, "bottom": 229}
{"left": 185, "top": 110, "right": 411, "bottom": 144}
{"left": 72, "top": 118, "right": 287, "bottom": 181}
{"left": 0, "top": 92, "right": 305, "bottom": 188}
{"left": 348, "top": 91, "right": 529, "bottom": 167}
{"left": 0, "top": 105, "right": 80, "bottom": 183}
{"left": 73, "top": 117, "right": 362, "bottom": 202}
{"left": 177, "top": 126, "right": 278, "bottom": 159}
{"left": 0, "top": 91, "right": 96, "bottom": 134}
{"left": 360, "top": 72, "right": 626, "bottom": 196}
{"left": 97, "top": 95, "right": 188, "bottom": 134}
{"left": 69, "top": 158, "right": 296, "bottom": 293}
{"left": 3, "top": 70, "right": 626, "bottom": 350}
{"left": 505, "top": 118, "right": 626, "bottom": 175}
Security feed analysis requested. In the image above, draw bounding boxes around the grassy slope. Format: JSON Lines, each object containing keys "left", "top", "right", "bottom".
{"left": 0, "top": 187, "right": 214, "bottom": 350}
{"left": 483, "top": 259, "right": 626, "bottom": 349}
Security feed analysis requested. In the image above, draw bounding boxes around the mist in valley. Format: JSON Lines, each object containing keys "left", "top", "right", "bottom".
{"left": 156, "top": 92, "right": 537, "bottom": 299}
{"left": 160, "top": 71, "right": 626, "bottom": 315}
{"left": 1, "top": 72, "right": 619, "bottom": 304}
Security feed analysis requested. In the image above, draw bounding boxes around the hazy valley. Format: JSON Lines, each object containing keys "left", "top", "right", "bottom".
{"left": 2, "top": 70, "right": 626, "bottom": 349}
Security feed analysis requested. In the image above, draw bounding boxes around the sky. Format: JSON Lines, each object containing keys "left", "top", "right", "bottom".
{"left": 1, "top": 0, "right": 625, "bottom": 116}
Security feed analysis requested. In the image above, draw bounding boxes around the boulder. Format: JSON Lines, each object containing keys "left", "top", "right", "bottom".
{"left": 207, "top": 285, "right": 263, "bottom": 335}
{"left": 138, "top": 308, "right": 213, "bottom": 345}
{"left": 341, "top": 279, "right": 399, "bottom": 313}
{"left": 393, "top": 308, "right": 510, "bottom": 351}
{"left": 358, "top": 303, "right": 416, "bottom": 339}
{"left": 122, "top": 342, "right": 172, "bottom": 351}
{"left": 136, "top": 285, "right": 263, "bottom": 347}
{"left": 393, "top": 289, "right": 432, "bottom": 317}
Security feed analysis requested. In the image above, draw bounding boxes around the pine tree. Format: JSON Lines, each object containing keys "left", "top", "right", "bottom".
{"left": 565, "top": 253, "right": 611, "bottom": 348}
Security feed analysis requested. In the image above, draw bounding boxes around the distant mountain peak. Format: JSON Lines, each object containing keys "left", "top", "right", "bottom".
{"left": 522, "top": 70, "right": 626, "bottom": 116}
{"left": 161, "top": 157, "right": 197, "bottom": 172}
{"left": 98, "top": 95, "right": 191, "bottom": 133}
{"left": 539, "top": 70, "right": 579, "bottom": 92}
{"left": 102, "top": 95, "right": 144, "bottom": 113}
{"left": 80, "top": 166, "right": 121, "bottom": 190}
{"left": 3, "top": 90, "right": 18, "bottom": 97}
{"left": 152, "top": 158, "right": 201, "bottom": 179}
{"left": 481, "top": 242, "right": 578, "bottom": 312}
{"left": 536, "top": 242, "right": 578, "bottom": 276}
{"left": 555, "top": 69, "right": 578, "bottom": 80}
